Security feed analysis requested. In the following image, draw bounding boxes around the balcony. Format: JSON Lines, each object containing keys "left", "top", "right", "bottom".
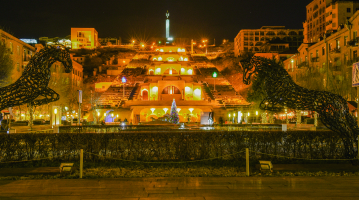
{"left": 330, "top": 47, "right": 341, "bottom": 54}
{"left": 311, "top": 57, "right": 319, "bottom": 62}
{"left": 297, "top": 62, "right": 309, "bottom": 68}
{"left": 347, "top": 38, "right": 359, "bottom": 47}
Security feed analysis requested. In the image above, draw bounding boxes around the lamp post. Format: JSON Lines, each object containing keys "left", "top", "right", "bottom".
{"left": 54, "top": 108, "right": 57, "bottom": 127}
{"left": 122, "top": 76, "right": 127, "bottom": 98}
{"left": 97, "top": 112, "right": 100, "bottom": 124}
{"left": 212, "top": 71, "right": 217, "bottom": 92}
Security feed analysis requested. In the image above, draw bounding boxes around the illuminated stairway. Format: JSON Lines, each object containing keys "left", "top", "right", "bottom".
{"left": 128, "top": 83, "right": 140, "bottom": 100}
{"left": 202, "top": 83, "right": 215, "bottom": 100}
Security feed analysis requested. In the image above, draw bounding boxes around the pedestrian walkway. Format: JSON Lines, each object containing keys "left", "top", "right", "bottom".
{"left": 0, "top": 177, "right": 358, "bottom": 199}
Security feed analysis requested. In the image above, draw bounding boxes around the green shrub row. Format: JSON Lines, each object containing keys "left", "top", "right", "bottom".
{"left": 0, "top": 131, "right": 349, "bottom": 163}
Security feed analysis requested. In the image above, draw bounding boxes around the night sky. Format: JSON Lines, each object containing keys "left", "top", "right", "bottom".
{"left": 0, "top": 0, "right": 311, "bottom": 44}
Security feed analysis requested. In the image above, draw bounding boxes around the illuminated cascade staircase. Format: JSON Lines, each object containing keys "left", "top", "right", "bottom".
{"left": 128, "top": 83, "right": 140, "bottom": 100}
{"left": 202, "top": 83, "right": 215, "bottom": 100}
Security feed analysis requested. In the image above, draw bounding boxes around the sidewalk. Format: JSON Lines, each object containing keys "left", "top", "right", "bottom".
{"left": 0, "top": 177, "right": 358, "bottom": 199}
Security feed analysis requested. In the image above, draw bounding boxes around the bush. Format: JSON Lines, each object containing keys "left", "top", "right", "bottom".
{"left": 0, "top": 130, "right": 351, "bottom": 165}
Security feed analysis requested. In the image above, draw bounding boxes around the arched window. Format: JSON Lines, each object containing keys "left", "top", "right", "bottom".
{"left": 266, "top": 31, "right": 275, "bottom": 36}
{"left": 149, "top": 70, "right": 154, "bottom": 75}
{"left": 164, "top": 68, "right": 178, "bottom": 75}
{"left": 162, "top": 86, "right": 181, "bottom": 94}
{"left": 142, "top": 90, "right": 148, "bottom": 100}
{"left": 289, "top": 31, "right": 298, "bottom": 36}
{"left": 277, "top": 31, "right": 286, "bottom": 35}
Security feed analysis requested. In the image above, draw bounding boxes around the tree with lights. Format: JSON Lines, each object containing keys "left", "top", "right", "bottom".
{"left": 169, "top": 99, "right": 179, "bottom": 124}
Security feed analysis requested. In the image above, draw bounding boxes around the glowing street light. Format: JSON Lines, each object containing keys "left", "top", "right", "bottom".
{"left": 122, "top": 76, "right": 126, "bottom": 98}
{"left": 54, "top": 108, "right": 57, "bottom": 126}
{"left": 212, "top": 71, "right": 218, "bottom": 92}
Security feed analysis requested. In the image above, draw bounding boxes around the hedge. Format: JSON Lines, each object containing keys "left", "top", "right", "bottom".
{"left": 0, "top": 131, "right": 353, "bottom": 163}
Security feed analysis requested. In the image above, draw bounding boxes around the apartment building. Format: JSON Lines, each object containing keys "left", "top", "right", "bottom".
{"left": 304, "top": 0, "right": 359, "bottom": 43}
{"left": 71, "top": 28, "right": 99, "bottom": 49}
{"left": 0, "top": 29, "right": 36, "bottom": 82}
{"left": 234, "top": 26, "right": 303, "bottom": 57}
{"left": 284, "top": 11, "right": 359, "bottom": 100}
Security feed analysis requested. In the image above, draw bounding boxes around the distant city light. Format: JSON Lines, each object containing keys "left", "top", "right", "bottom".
{"left": 20, "top": 39, "right": 37, "bottom": 44}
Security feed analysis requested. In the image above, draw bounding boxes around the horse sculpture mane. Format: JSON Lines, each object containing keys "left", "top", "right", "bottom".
{"left": 241, "top": 56, "right": 358, "bottom": 160}
{"left": 0, "top": 46, "right": 73, "bottom": 127}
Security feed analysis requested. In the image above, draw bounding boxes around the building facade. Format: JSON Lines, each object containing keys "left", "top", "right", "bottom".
{"left": 304, "top": 0, "right": 359, "bottom": 43}
{"left": 71, "top": 28, "right": 99, "bottom": 49}
{"left": 0, "top": 29, "right": 36, "bottom": 82}
{"left": 93, "top": 46, "right": 250, "bottom": 124}
{"left": 284, "top": 10, "right": 359, "bottom": 101}
{"left": 234, "top": 26, "right": 303, "bottom": 57}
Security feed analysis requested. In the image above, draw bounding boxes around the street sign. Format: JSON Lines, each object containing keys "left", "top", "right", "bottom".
{"left": 78, "top": 90, "right": 82, "bottom": 103}
{"left": 352, "top": 62, "right": 359, "bottom": 87}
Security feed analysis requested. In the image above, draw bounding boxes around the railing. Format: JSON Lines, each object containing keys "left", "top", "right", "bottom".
{"left": 330, "top": 47, "right": 341, "bottom": 54}
{"left": 347, "top": 38, "right": 359, "bottom": 47}
{"left": 311, "top": 57, "right": 319, "bottom": 62}
{"left": 297, "top": 62, "right": 309, "bottom": 68}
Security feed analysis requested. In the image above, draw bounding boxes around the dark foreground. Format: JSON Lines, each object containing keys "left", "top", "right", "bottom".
{"left": 0, "top": 177, "right": 358, "bottom": 200}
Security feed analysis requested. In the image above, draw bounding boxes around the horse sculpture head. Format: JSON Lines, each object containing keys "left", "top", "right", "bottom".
{"left": 43, "top": 45, "right": 73, "bottom": 73}
{"left": 240, "top": 56, "right": 262, "bottom": 85}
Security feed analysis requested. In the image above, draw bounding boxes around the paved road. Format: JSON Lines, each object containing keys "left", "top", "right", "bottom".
{"left": 0, "top": 176, "right": 358, "bottom": 199}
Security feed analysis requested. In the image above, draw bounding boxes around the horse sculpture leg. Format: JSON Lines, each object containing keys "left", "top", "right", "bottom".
{"left": 32, "top": 88, "right": 60, "bottom": 107}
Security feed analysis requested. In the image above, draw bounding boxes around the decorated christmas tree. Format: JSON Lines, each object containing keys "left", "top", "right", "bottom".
{"left": 169, "top": 99, "right": 179, "bottom": 124}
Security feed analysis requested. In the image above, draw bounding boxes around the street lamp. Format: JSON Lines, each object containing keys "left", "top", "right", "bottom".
{"left": 212, "top": 71, "right": 217, "bottom": 92}
{"left": 54, "top": 108, "right": 57, "bottom": 127}
{"left": 122, "top": 76, "right": 127, "bottom": 98}
{"left": 97, "top": 112, "right": 100, "bottom": 124}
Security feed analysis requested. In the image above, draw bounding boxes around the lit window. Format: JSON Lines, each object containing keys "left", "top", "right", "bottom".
{"left": 187, "top": 69, "right": 193, "bottom": 75}
{"left": 185, "top": 86, "right": 191, "bottom": 92}
{"left": 194, "top": 88, "right": 201, "bottom": 96}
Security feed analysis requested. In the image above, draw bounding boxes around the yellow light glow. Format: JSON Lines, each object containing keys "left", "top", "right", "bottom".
{"left": 123, "top": 60, "right": 125, "bottom": 63}
{"left": 256, "top": 111, "right": 258, "bottom": 115}
{"left": 184, "top": 57, "right": 188, "bottom": 61}
{"left": 156, "top": 68, "right": 161, "bottom": 73}
{"left": 104, "top": 113, "right": 107, "bottom": 117}
{"left": 142, "top": 44, "right": 144, "bottom": 47}
{"left": 182, "top": 48, "right": 185, "bottom": 52}
{"left": 150, "top": 108, "right": 155, "bottom": 113}
{"left": 181, "top": 68, "right": 185, "bottom": 72}
{"left": 163, "top": 108, "right": 168, "bottom": 113}
{"left": 233, "top": 113, "right": 236, "bottom": 117}
{"left": 97, "top": 112, "right": 100, "bottom": 116}
{"left": 160, "top": 49, "right": 164, "bottom": 52}
{"left": 187, "top": 69, "right": 193, "bottom": 75}
{"left": 152, "top": 86, "right": 158, "bottom": 92}
{"left": 158, "top": 57, "right": 162, "bottom": 61}
{"left": 177, "top": 108, "right": 181, "bottom": 112}
{"left": 54, "top": 108, "right": 57, "bottom": 114}
{"left": 169, "top": 69, "right": 172, "bottom": 74}
{"left": 116, "top": 114, "right": 119, "bottom": 118}
{"left": 229, "top": 114, "right": 231, "bottom": 117}
{"left": 248, "top": 112, "right": 250, "bottom": 116}
{"left": 194, "top": 88, "right": 201, "bottom": 96}
{"left": 111, "top": 114, "right": 114, "bottom": 117}
{"left": 21, "top": 114, "right": 25, "bottom": 117}
{"left": 189, "top": 108, "right": 194, "bottom": 113}
{"left": 185, "top": 86, "right": 191, "bottom": 92}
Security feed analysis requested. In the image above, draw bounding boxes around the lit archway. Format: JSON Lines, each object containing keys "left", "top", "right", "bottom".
{"left": 162, "top": 86, "right": 181, "bottom": 94}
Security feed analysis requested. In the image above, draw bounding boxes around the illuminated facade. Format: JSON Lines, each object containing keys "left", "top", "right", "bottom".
{"left": 71, "top": 28, "right": 99, "bottom": 49}
{"left": 303, "top": 0, "right": 359, "bottom": 43}
{"left": 95, "top": 45, "right": 249, "bottom": 124}
{"left": 0, "top": 29, "right": 36, "bottom": 82}
{"left": 234, "top": 26, "right": 303, "bottom": 57}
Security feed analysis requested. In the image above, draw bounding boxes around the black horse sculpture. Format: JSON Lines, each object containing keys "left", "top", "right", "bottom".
{"left": 0, "top": 46, "right": 73, "bottom": 126}
{"left": 241, "top": 56, "right": 358, "bottom": 160}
